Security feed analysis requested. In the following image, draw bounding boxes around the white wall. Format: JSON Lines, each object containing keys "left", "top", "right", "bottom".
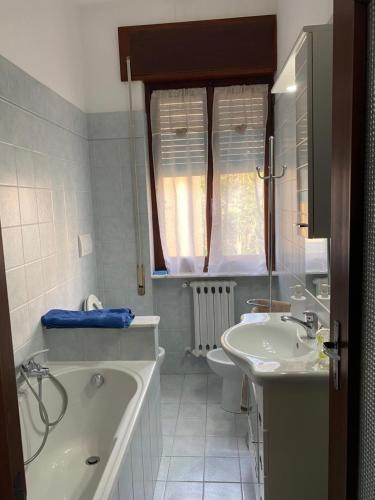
{"left": 276, "top": 0, "right": 333, "bottom": 73}
{"left": 80, "top": 0, "right": 277, "bottom": 113}
{"left": 0, "top": 0, "right": 86, "bottom": 110}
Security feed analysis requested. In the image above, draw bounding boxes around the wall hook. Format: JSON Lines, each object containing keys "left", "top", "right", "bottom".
{"left": 273, "top": 165, "right": 287, "bottom": 179}
{"left": 256, "top": 165, "right": 287, "bottom": 180}
{"left": 256, "top": 166, "right": 270, "bottom": 180}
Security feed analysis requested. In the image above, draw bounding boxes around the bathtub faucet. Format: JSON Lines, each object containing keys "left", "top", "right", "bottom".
{"left": 21, "top": 349, "right": 50, "bottom": 378}
{"left": 20, "top": 348, "right": 68, "bottom": 466}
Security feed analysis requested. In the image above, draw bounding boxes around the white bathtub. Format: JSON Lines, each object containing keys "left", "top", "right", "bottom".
{"left": 18, "top": 361, "right": 160, "bottom": 500}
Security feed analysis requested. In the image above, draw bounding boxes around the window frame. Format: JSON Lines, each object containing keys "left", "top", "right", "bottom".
{"left": 145, "top": 76, "right": 274, "bottom": 274}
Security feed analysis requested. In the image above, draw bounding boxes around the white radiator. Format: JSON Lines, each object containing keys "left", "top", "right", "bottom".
{"left": 190, "top": 280, "right": 237, "bottom": 357}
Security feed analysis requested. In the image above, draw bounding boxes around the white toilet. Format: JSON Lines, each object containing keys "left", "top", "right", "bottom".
{"left": 84, "top": 294, "right": 165, "bottom": 366}
{"left": 207, "top": 347, "right": 243, "bottom": 413}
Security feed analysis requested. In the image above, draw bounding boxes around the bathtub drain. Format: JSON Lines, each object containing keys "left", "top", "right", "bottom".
{"left": 86, "top": 456, "right": 100, "bottom": 465}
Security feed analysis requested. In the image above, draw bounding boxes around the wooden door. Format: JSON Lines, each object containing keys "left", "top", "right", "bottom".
{"left": 0, "top": 221, "right": 26, "bottom": 499}
{"left": 329, "top": 0, "right": 369, "bottom": 498}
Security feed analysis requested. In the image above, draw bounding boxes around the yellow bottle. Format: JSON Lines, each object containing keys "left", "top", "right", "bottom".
{"left": 316, "top": 327, "right": 330, "bottom": 368}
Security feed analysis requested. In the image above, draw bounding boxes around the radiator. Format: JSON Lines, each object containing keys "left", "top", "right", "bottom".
{"left": 190, "top": 280, "right": 237, "bottom": 357}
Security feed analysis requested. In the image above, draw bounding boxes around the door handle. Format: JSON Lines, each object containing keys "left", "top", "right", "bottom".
{"left": 325, "top": 320, "right": 341, "bottom": 391}
{"left": 323, "top": 341, "right": 341, "bottom": 362}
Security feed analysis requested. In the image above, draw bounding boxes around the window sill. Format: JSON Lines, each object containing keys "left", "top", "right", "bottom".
{"left": 151, "top": 271, "right": 280, "bottom": 280}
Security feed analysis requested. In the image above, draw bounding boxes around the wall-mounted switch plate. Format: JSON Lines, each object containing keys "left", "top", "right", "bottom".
{"left": 78, "top": 233, "right": 93, "bottom": 257}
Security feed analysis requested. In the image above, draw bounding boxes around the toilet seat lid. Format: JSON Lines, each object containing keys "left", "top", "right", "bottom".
{"left": 85, "top": 294, "right": 103, "bottom": 311}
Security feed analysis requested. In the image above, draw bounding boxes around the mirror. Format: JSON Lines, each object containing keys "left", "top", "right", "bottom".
{"left": 305, "top": 238, "right": 330, "bottom": 308}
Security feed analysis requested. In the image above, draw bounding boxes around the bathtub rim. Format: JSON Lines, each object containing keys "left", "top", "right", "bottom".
{"left": 20, "top": 360, "right": 158, "bottom": 500}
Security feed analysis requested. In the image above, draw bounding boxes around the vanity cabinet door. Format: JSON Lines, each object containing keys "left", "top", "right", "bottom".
{"left": 258, "top": 442, "right": 265, "bottom": 484}
{"left": 249, "top": 439, "right": 260, "bottom": 483}
{"left": 248, "top": 381, "right": 259, "bottom": 444}
{"left": 259, "top": 429, "right": 270, "bottom": 486}
{"left": 255, "top": 384, "right": 264, "bottom": 443}
{"left": 295, "top": 37, "right": 309, "bottom": 238}
{"left": 248, "top": 380, "right": 260, "bottom": 482}
{"left": 247, "top": 381, "right": 267, "bottom": 486}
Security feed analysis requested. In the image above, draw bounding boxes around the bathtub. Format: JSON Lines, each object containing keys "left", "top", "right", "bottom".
{"left": 18, "top": 360, "right": 162, "bottom": 500}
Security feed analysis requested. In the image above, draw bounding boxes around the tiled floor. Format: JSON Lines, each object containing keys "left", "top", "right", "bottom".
{"left": 154, "top": 373, "right": 261, "bottom": 500}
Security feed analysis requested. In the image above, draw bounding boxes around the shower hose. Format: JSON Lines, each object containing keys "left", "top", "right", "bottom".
{"left": 20, "top": 368, "right": 68, "bottom": 465}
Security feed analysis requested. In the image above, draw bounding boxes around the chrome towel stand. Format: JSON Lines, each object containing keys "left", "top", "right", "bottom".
{"left": 255, "top": 136, "right": 287, "bottom": 311}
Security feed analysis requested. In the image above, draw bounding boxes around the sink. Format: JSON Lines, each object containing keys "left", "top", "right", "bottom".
{"left": 221, "top": 312, "right": 328, "bottom": 385}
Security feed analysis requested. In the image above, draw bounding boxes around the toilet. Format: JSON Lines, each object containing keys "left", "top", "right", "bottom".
{"left": 207, "top": 347, "right": 243, "bottom": 413}
{"left": 84, "top": 294, "right": 165, "bottom": 366}
{"left": 157, "top": 346, "right": 166, "bottom": 367}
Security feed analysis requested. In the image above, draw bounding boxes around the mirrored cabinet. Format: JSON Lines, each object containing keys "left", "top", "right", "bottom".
{"left": 273, "top": 25, "right": 333, "bottom": 239}
{"left": 295, "top": 26, "right": 333, "bottom": 239}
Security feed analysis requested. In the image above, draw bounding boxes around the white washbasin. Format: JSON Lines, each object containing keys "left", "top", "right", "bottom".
{"left": 221, "top": 312, "right": 328, "bottom": 385}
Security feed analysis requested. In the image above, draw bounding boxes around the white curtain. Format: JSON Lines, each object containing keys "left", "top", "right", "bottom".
{"left": 208, "top": 84, "right": 269, "bottom": 274}
{"left": 151, "top": 88, "right": 208, "bottom": 274}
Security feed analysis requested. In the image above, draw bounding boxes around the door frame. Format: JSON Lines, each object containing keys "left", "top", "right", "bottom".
{"left": 0, "top": 222, "right": 26, "bottom": 499}
{"left": 0, "top": 2, "right": 371, "bottom": 500}
{"left": 330, "top": 0, "right": 369, "bottom": 498}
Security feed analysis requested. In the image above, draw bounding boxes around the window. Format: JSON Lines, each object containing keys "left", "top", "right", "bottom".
{"left": 210, "top": 85, "right": 268, "bottom": 274}
{"left": 147, "top": 82, "right": 270, "bottom": 276}
{"left": 150, "top": 88, "right": 208, "bottom": 274}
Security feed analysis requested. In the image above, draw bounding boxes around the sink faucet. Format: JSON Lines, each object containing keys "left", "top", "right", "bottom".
{"left": 280, "top": 311, "right": 319, "bottom": 339}
{"left": 21, "top": 349, "right": 50, "bottom": 378}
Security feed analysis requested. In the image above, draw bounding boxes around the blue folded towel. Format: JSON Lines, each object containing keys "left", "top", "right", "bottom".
{"left": 153, "top": 270, "right": 168, "bottom": 276}
{"left": 41, "top": 308, "right": 135, "bottom": 329}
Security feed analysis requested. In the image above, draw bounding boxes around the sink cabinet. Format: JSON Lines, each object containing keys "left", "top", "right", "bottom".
{"left": 221, "top": 313, "right": 329, "bottom": 500}
{"left": 246, "top": 378, "right": 328, "bottom": 500}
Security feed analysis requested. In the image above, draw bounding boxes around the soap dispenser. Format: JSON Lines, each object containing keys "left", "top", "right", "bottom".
{"left": 290, "top": 284, "right": 306, "bottom": 301}
{"left": 317, "top": 283, "right": 330, "bottom": 301}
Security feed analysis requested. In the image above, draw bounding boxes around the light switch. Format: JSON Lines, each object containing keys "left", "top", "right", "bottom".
{"left": 78, "top": 233, "right": 93, "bottom": 257}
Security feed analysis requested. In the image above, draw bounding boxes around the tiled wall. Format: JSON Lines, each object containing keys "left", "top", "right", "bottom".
{"left": 45, "top": 325, "right": 158, "bottom": 362}
{"left": 88, "top": 111, "right": 153, "bottom": 315}
{"left": 274, "top": 92, "right": 329, "bottom": 325}
{"left": 0, "top": 55, "right": 98, "bottom": 364}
